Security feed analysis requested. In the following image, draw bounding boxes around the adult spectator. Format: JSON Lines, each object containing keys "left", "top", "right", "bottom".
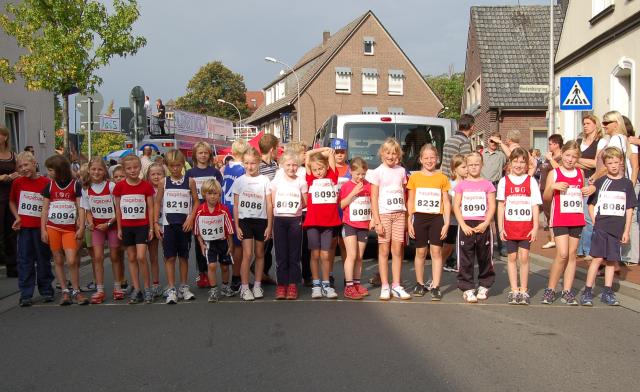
{"left": 155, "top": 99, "right": 166, "bottom": 135}
{"left": 481, "top": 131, "right": 507, "bottom": 256}
{"left": 0, "top": 125, "right": 18, "bottom": 277}
{"left": 576, "top": 115, "right": 604, "bottom": 259}
{"left": 489, "top": 130, "right": 536, "bottom": 176}
{"left": 139, "top": 145, "right": 154, "bottom": 179}
{"left": 539, "top": 134, "right": 563, "bottom": 249}
{"left": 441, "top": 114, "right": 474, "bottom": 178}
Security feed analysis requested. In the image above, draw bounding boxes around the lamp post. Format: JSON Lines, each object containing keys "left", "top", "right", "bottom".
{"left": 265, "top": 56, "right": 301, "bottom": 142}
{"left": 217, "top": 99, "right": 242, "bottom": 139}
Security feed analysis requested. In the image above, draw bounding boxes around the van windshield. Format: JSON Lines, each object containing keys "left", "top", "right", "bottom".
{"left": 344, "top": 123, "right": 446, "bottom": 171}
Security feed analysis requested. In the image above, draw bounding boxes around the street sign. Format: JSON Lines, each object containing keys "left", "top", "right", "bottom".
{"left": 76, "top": 91, "right": 103, "bottom": 126}
{"left": 560, "top": 76, "right": 593, "bottom": 111}
{"left": 519, "top": 84, "right": 549, "bottom": 94}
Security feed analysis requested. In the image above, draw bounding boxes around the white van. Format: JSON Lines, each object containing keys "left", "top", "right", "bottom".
{"left": 312, "top": 114, "right": 456, "bottom": 171}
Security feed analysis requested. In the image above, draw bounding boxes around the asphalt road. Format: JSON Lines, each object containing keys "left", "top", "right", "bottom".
{"left": 1, "top": 249, "right": 639, "bottom": 392}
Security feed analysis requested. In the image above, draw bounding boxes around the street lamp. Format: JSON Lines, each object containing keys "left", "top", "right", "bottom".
{"left": 217, "top": 99, "right": 242, "bottom": 136}
{"left": 265, "top": 56, "right": 301, "bottom": 142}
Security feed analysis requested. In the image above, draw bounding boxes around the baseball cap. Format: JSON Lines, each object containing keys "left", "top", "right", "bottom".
{"left": 330, "top": 138, "right": 348, "bottom": 150}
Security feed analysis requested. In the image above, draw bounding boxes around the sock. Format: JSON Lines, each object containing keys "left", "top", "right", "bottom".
{"left": 113, "top": 282, "right": 121, "bottom": 290}
{"left": 353, "top": 279, "right": 361, "bottom": 285}
{"left": 391, "top": 282, "right": 400, "bottom": 289}
{"left": 312, "top": 279, "right": 321, "bottom": 287}
{"left": 241, "top": 284, "right": 250, "bottom": 290}
{"left": 97, "top": 284, "right": 104, "bottom": 293}
{"left": 346, "top": 281, "right": 354, "bottom": 287}
{"left": 321, "top": 280, "right": 330, "bottom": 288}
{"left": 254, "top": 281, "right": 262, "bottom": 288}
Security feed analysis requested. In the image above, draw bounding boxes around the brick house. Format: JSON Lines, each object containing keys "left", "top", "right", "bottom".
{"left": 462, "top": 5, "right": 565, "bottom": 154}
{"left": 245, "top": 10, "right": 443, "bottom": 144}
{"left": 245, "top": 91, "right": 264, "bottom": 114}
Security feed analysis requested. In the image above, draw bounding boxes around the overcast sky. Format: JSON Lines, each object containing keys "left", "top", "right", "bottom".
{"left": 96, "top": 0, "right": 550, "bottom": 110}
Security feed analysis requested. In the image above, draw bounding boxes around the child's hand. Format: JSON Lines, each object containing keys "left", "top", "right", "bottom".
{"left": 552, "top": 182, "right": 569, "bottom": 192}
{"left": 264, "top": 225, "right": 272, "bottom": 241}
{"left": 621, "top": 231, "right": 630, "bottom": 244}
{"left": 147, "top": 228, "right": 154, "bottom": 242}
{"left": 154, "top": 223, "right": 163, "bottom": 240}
{"left": 236, "top": 226, "right": 244, "bottom": 241}
{"left": 545, "top": 151, "right": 553, "bottom": 161}
{"left": 473, "top": 222, "right": 488, "bottom": 234}
{"left": 11, "top": 218, "right": 21, "bottom": 231}
{"left": 527, "top": 228, "right": 537, "bottom": 243}
{"left": 407, "top": 219, "right": 415, "bottom": 239}
{"left": 182, "top": 217, "right": 194, "bottom": 232}
{"left": 461, "top": 223, "right": 474, "bottom": 236}
{"left": 440, "top": 224, "right": 449, "bottom": 240}
{"left": 87, "top": 222, "right": 94, "bottom": 231}
{"left": 374, "top": 222, "right": 385, "bottom": 237}
{"left": 581, "top": 185, "right": 595, "bottom": 197}
{"left": 117, "top": 229, "right": 122, "bottom": 240}
{"left": 96, "top": 223, "right": 109, "bottom": 232}
{"left": 200, "top": 243, "right": 206, "bottom": 256}
{"left": 41, "top": 230, "right": 49, "bottom": 244}
{"left": 75, "top": 228, "right": 83, "bottom": 240}
{"left": 500, "top": 230, "right": 507, "bottom": 242}
{"left": 352, "top": 181, "right": 364, "bottom": 196}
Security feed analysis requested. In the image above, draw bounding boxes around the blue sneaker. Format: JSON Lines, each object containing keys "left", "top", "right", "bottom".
{"left": 600, "top": 288, "right": 620, "bottom": 306}
{"left": 580, "top": 288, "right": 594, "bottom": 306}
{"left": 541, "top": 288, "right": 555, "bottom": 305}
{"left": 560, "top": 290, "right": 579, "bottom": 306}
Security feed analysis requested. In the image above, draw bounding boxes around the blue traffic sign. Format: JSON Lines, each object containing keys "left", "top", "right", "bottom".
{"left": 560, "top": 76, "right": 593, "bottom": 111}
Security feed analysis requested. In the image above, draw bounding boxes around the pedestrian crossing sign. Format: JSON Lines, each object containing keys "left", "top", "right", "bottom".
{"left": 560, "top": 76, "right": 593, "bottom": 111}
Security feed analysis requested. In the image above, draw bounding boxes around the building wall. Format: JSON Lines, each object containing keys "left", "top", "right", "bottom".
{"left": 0, "top": 0, "right": 55, "bottom": 167}
{"left": 290, "top": 15, "right": 443, "bottom": 143}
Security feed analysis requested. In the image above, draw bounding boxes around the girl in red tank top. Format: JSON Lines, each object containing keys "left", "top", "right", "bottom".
{"left": 542, "top": 141, "right": 590, "bottom": 305}
{"left": 497, "top": 148, "right": 542, "bottom": 305}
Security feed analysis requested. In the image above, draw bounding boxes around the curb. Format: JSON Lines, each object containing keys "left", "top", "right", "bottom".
{"left": 527, "top": 252, "right": 640, "bottom": 301}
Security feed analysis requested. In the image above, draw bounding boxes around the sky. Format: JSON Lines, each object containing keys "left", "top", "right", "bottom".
{"left": 95, "top": 0, "right": 550, "bottom": 111}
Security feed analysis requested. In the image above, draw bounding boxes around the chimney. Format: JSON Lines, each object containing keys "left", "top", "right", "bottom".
{"left": 322, "top": 31, "right": 330, "bottom": 46}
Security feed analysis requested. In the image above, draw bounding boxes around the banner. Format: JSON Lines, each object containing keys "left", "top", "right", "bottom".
{"left": 173, "top": 110, "right": 208, "bottom": 138}
{"left": 99, "top": 116, "right": 120, "bottom": 132}
{"left": 206, "top": 116, "right": 233, "bottom": 139}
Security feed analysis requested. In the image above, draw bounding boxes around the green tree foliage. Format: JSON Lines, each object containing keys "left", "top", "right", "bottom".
{"left": 54, "top": 95, "right": 63, "bottom": 131}
{"left": 105, "top": 99, "right": 115, "bottom": 116}
{"left": 0, "top": 0, "right": 146, "bottom": 156}
{"left": 80, "top": 131, "right": 126, "bottom": 158}
{"left": 425, "top": 72, "right": 464, "bottom": 120}
{"left": 176, "top": 61, "right": 250, "bottom": 121}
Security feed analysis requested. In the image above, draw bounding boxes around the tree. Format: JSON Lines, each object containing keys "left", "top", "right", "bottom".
{"left": 175, "top": 61, "right": 250, "bottom": 122}
{"left": 80, "top": 131, "right": 126, "bottom": 159}
{"left": 54, "top": 96, "right": 63, "bottom": 131}
{"left": 0, "top": 0, "right": 146, "bottom": 156}
{"left": 425, "top": 72, "right": 465, "bottom": 120}
{"left": 105, "top": 99, "right": 115, "bottom": 116}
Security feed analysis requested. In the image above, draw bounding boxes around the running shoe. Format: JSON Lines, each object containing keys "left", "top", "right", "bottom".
{"left": 601, "top": 288, "right": 620, "bottom": 306}
{"left": 391, "top": 286, "right": 411, "bottom": 300}
{"left": 518, "top": 291, "right": 531, "bottom": 305}
{"left": 286, "top": 284, "right": 298, "bottom": 300}
{"left": 329, "top": 276, "right": 335, "bottom": 289}
{"left": 430, "top": 287, "right": 443, "bottom": 301}
{"left": 322, "top": 286, "right": 338, "bottom": 299}
{"left": 165, "top": 288, "right": 178, "bottom": 304}
{"left": 73, "top": 291, "right": 89, "bottom": 305}
{"left": 252, "top": 285, "right": 264, "bottom": 299}
{"left": 355, "top": 284, "right": 369, "bottom": 297}
{"left": 59, "top": 291, "right": 72, "bottom": 306}
{"left": 369, "top": 273, "right": 382, "bottom": 287}
{"left": 144, "top": 288, "right": 153, "bottom": 304}
{"left": 196, "top": 273, "right": 209, "bottom": 289}
{"left": 425, "top": 280, "right": 433, "bottom": 291}
{"left": 311, "top": 286, "right": 322, "bottom": 299}
{"left": 220, "top": 284, "right": 235, "bottom": 297}
{"left": 275, "top": 284, "right": 287, "bottom": 300}
{"left": 379, "top": 287, "right": 391, "bottom": 301}
{"left": 230, "top": 278, "right": 241, "bottom": 294}
{"left": 19, "top": 298, "right": 32, "bottom": 307}
{"left": 580, "top": 288, "right": 594, "bottom": 306}
{"left": 541, "top": 288, "right": 556, "bottom": 305}
{"left": 560, "top": 290, "right": 578, "bottom": 306}
{"left": 443, "top": 264, "right": 458, "bottom": 273}
{"left": 83, "top": 281, "right": 97, "bottom": 292}
{"left": 90, "top": 292, "right": 105, "bottom": 304}
{"left": 128, "top": 289, "right": 143, "bottom": 304}
{"left": 476, "top": 286, "right": 489, "bottom": 300}
{"left": 343, "top": 285, "right": 362, "bottom": 300}
{"left": 112, "top": 289, "right": 125, "bottom": 301}
{"left": 180, "top": 285, "right": 196, "bottom": 301}
{"left": 42, "top": 295, "right": 54, "bottom": 303}
{"left": 507, "top": 291, "right": 518, "bottom": 305}
{"left": 412, "top": 283, "right": 426, "bottom": 297}
{"left": 208, "top": 287, "right": 221, "bottom": 303}
{"left": 463, "top": 289, "right": 478, "bottom": 303}
{"left": 152, "top": 285, "right": 163, "bottom": 298}
{"left": 241, "top": 287, "right": 255, "bottom": 301}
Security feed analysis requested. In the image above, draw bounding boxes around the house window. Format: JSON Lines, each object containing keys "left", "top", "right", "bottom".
{"left": 265, "top": 87, "right": 275, "bottom": 105}
{"left": 362, "top": 107, "right": 379, "bottom": 115}
{"left": 4, "top": 109, "right": 21, "bottom": 152}
{"left": 362, "top": 68, "right": 378, "bottom": 95}
{"left": 335, "top": 67, "right": 352, "bottom": 94}
{"left": 592, "top": 0, "right": 614, "bottom": 17}
{"left": 388, "top": 69, "right": 404, "bottom": 95}
{"left": 465, "top": 76, "right": 482, "bottom": 112}
{"left": 610, "top": 57, "right": 635, "bottom": 122}
{"left": 363, "top": 37, "right": 375, "bottom": 55}
{"left": 532, "top": 129, "right": 549, "bottom": 155}
{"left": 276, "top": 81, "right": 285, "bottom": 100}
{"left": 388, "top": 107, "right": 405, "bottom": 115}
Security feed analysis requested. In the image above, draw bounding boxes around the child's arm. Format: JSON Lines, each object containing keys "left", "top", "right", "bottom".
{"left": 406, "top": 188, "right": 416, "bottom": 239}
{"left": 529, "top": 204, "right": 539, "bottom": 242}
{"left": 475, "top": 192, "right": 496, "bottom": 234}
{"left": 146, "top": 195, "right": 154, "bottom": 241}
{"left": 265, "top": 191, "right": 273, "bottom": 241}
{"left": 75, "top": 197, "right": 85, "bottom": 240}
{"left": 233, "top": 193, "right": 243, "bottom": 240}
{"left": 543, "top": 171, "right": 567, "bottom": 201}
{"left": 327, "top": 148, "right": 336, "bottom": 171}
{"left": 588, "top": 203, "right": 596, "bottom": 227}
{"left": 631, "top": 152, "right": 638, "bottom": 187}
{"left": 114, "top": 196, "right": 123, "bottom": 240}
{"left": 9, "top": 199, "right": 20, "bottom": 230}
{"left": 497, "top": 201, "right": 506, "bottom": 241}
{"left": 226, "top": 234, "right": 233, "bottom": 255}
{"left": 154, "top": 182, "right": 164, "bottom": 239}
{"left": 183, "top": 177, "right": 199, "bottom": 232}
{"left": 622, "top": 207, "right": 633, "bottom": 244}
{"left": 453, "top": 192, "right": 473, "bottom": 236}
{"left": 440, "top": 189, "right": 451, "bottom": 240}
{"left": 340, "top": 182, "right": 363, "bottom": 209}
{"left": 371, "top": 183, "right": 384, "bottom": 237}
{"left": 41, "top": 198, "right": 50, "bottom": 243}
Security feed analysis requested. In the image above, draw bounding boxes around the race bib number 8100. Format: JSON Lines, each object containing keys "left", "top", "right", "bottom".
{"left": 505, "top": 195, "right": 532, "bottom": 221}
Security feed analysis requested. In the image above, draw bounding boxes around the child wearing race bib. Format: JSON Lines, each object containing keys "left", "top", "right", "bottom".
{"left": 407, "top": 144, "right": 450, "bottom": 301}
{"left": 443, "top": 155, "right": 467, "bottom": 273}
{"left": 195, "top": 179, "right": 235, "bottom": 303}
{"left": 222, "top": 139, "right": 248, "bottom": 293}
{"left": 581, "top": 147, "right": 636, "bottom": 306}
{"left": 186, "top": 141, "right": 223, "bottom": 289}
{"left": 453, "top": 152, "right": 496, "bottom": 303}
{"left": 146, "top": 162, "right": 165, "bottom": 299}
{"left": 41, "top": 154, "right": 87, "bottom": 306}
{"left": 339, "top": 157, "right": 371, "bottom": 300}
{"left": 232, "top": 147, "right": 272, "bottom": 301}
{"left": 113, "top": 155, "right": 155, "bottom": 304}
{"left": 154, "top": 150, "right": 200, "bottom": 304}
{"left": 81, "top": 157, "right": 122, "bottom": 304}
{"left": 304, "top": 148, "right": 341, "bottom": 299}
{"left": 368, "top": 138, "right": 411, "bottom": 301}
{"left": 9, "top": 152, "right": 53, "bottom": 306}
{"left": 542, "top": 141, "right": 590, "bottom": 305}
{"left": 331, "top": 138, "right": 350, "bottom": 281}
{"left": 496, "top": 148, "right": 542, "bottom": 305}
{"left": 110, "top": 165, "right": 128, "bottom": 290}
{"left": 270, "top": 150, "right": 308, "bottom": 300}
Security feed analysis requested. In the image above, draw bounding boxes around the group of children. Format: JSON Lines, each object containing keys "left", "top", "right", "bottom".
{"left": 10, "top": 132, "right": 631, "bottom": 307}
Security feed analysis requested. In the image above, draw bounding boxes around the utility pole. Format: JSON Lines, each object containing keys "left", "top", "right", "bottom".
{"left": 548, "top": 0, "right": 555, "bottom": 136}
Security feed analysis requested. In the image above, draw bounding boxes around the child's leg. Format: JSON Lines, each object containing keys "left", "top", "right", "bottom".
{"left": 604, "top": 260, "right": 617, "bottom": 287}
{"left": 254, "top": 240, "right": 265, "bottom": 284}
{"left": 126, "top": 245, "right": 140, "bottom": 290}
{"left": 414, "top": 247, "right": 427, "bottom": 284}
{"left": 320, "top": 248, "right": 333, "bottom": 282}
{"left": 343, "top": 235, "right": 359, "bottom": 282}
{"left": 136, "top": 244, "right": 150, "bottom": 289}
{"left": 92, "top": 242, "right": 105, "bottom": 289}
{"left": 354, "top": 240, "right": 367, "bottom": 280}
{"left": 442, "top": 243, "right": 453, "bottom": 261}
{"left": 52, "top": 249, "right": 68, "bottom": 290}
{"left": 165, "top": 256, "right": 177, "bottom": 288}
{"left": 390, "top": 239, "right": 404, "bottom": 286}
{"left": 65, "top": 248, "right": 80, "bottom": 290}
{"left": 109, "top": 244, "right": 123, "bottom": 286}
{"left": 148, "top": 238, "right": 160, "bottom": 284}
{"left": 547, "top": 234, "right": 569, "bottom": 289}
{"left": 34, "top": 231, "right": 54, "bottom": 296}
{"left": 178, "top": 256, "right": 189, "bottom": 286}
{"left": 286, "top": 217, "right": 303, "bottom": 285}
{"left": 273, "top": 217, "right": 288, "bottom": 285}
{"left": 430, "top": 244, "right": 443, "bottom": 288}
{"left": 377, "top": 242, "right": 390, "bottom": 285}
{"left": 518, "top": 247, "right": 530, "bottom": 292}
{"left": 118, "top": 247, "right": 126, "bottom": 282}
{"left": 456, "top": 227, "right": 475, "bottom": 291}
{"left": 506, "top": 246, "right": 519, "bottom": 292}
{"left": 232, "top": 241, "right": 242, "bottom": 277}
{"left": 207, "top": 262, "right": 218, "bottom": 287}
{"left": 562, "top": 236, "right": 580, "bottom": 291}
{"left": 585, "top": 257, "right": 604, "bottom": 288}
{"left": 240, "top": 239, "right": 254, "bottom": 285}
{"left": 221, "top": 264, "right": 230, "bottom": 284}
{"left": 310, "top": 249, "right": 321, "bottom": 281}
{"left": 17, "top": 230, "right": 36, "bottom": 299}
{"left": 476, "top": 228, "right": 495, "bottom": 288}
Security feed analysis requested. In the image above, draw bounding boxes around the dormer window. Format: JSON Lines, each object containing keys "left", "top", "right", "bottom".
{"left": 363, "top": 37, "right": 375, "bottom": 55}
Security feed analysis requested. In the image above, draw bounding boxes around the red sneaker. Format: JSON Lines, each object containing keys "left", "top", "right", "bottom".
{"left": 344, "top": 285, "right": 363, "bottom": 300}
{"left": 286, "top": 284, "right": 298, "bottom": 300}
{"left": 90, "top": 291, "right": 105, "bottom": 304}
{"left": 196, "top": 273, "right": 209, "bottom": 288}
{"left": 112, "top": 289, "right": 125, "bottom": 301}
{"left": 275, "top": 284, "right": 287, "bottom": 300}
{"left": 355, "top": 284, "right": 369, "bottom": 297}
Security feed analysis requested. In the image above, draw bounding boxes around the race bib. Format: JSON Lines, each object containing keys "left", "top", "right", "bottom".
{"left": 336, "top": 177, "right": 349, "bottom": 193}
{"left": 120, "top": 194, "right": 146, "bottom": 220}
{"left": 164, "top": 189, "right": 191, "bottom": 215}
{"left": 18, "top": 191, "right": 44, "bottom": 218}
{"left": 310, "top": 179, "right": 337, "bottom": 204}
{"left": 598, "top": 190, "right": 626, "bottom": 217}
{"left": 48, "top": 200, "right": 76, "bottom": 225}
{"left": 415, "top": 188, "right": 441, "bottom": 214}
{"left": 505, "top": 195, "right": 532, "bottom": 221}
{"left": 89, "top": 195, "right": 115, "bottom": 219}
{"left": 194, "top": 176, "right": 216, "bottom": 200}
{"left": 461, "top": 191, "right": 487, "bottom": 218}
{"left": 380, "top": 186, "right": 405, "bottom": 211}
{"left": 198, "top": 215, "right": 225, "bottom": 241}
{"left": 238, "top": 190, "right": 265, "bottom": 218}
{"left": 560, "top": 187, "right": 582, "bottom": 214}
{"left": 274, "top": 189, "right": 301, "bottom": 215}
{"left": 349, "top": 196, "right": 371, "bottom": 222}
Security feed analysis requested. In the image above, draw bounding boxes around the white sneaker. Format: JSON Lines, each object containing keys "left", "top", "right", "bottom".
{"left": 252, "top": 285, "right": 264, "bottom": 299}
{"left": 180, "top": 285, "right": 195, "bottom": 301}
{"left": 322, "top": 286, "right": 338, "bottom": 299}
{"left": 379, "top": 287, "right": 391, "bottom": 301}
{"left": 165, "top": 288, "right": 177, "bottom": 305}
{"left": 463, "top": 289, "right": 478, "bottom": 303}
{"left": 311, "top": 286, "right": 322, "bottom": 299}
{"left": 241, "top": 287, "right": 255, "bottom": 301}
{"left": 391, "top": 285, "right": 411, "bottom": 300}
{"left": 476, "top": 286, "right": 489, "bottom": 300}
